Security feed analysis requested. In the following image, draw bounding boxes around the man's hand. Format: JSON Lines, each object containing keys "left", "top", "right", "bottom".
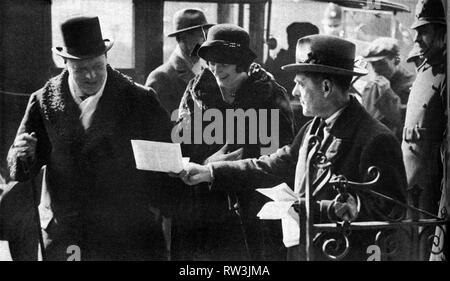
{"left": 203, "top": 143, "right": 243, "bottom": 164}
{"left": 177, "top": 163, "right": 213, "bottom": 186}
{"left": 334, "top": 194, "right": 359, "bottom": 222}
{"left": 12, "top": 132, "right": 37, "bottom": 162}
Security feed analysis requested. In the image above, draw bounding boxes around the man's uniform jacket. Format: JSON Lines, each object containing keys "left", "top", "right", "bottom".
{"left": 7, "top": 66, "right": 179, "bottom": 260}
{"left": 401, "top": 58, "right": 446, "bottom": 215}
{"left": 209, "top": 97, "right": 408, "bottom": 260}
{"left": 145, "top": 49, "right": 195, "bottom": 116}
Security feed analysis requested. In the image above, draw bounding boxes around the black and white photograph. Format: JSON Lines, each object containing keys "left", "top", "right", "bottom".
{"left": 0, "top": 0, "right": 448, "bottom": 272}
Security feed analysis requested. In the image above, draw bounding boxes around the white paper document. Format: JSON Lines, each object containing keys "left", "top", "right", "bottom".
{"left": 256, "top": 183, "right": 301, "bottom": 247}
{"left": 131, "top": 140, "right": 189, "bottom": 173}
{"left": 0, "top": 240, "right": 12, "bottom": 261}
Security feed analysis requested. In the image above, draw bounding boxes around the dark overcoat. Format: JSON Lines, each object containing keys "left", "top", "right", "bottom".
{"left": 172, "top": 64, "right": 295, "bottom": 260}
{"left": 209, "top": 97, "right": 408, "bottom": 260}
{"left": 7, "top": 66, "right": 179, "bottom": 260}
{"left": 145, "top": 50, "right": 195, "bottom": 116}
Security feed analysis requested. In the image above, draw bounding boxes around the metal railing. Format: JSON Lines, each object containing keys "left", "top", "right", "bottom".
{"left": 302, "top": 135, "right": 448, "bottom": 261}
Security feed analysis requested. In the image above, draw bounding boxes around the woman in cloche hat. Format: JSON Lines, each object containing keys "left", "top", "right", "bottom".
{"left": 172, "top": 24, "right": 294, "bottom": 261}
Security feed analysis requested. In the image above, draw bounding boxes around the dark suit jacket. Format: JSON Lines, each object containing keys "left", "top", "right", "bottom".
{"left": 145, "top": 49, "right": 195, "bottom": 116}
{"left": 7, "top": 66, "right": 179, "bottom": 260}
{"left": 210, "top": 97, "right": 408, "bottom": 260}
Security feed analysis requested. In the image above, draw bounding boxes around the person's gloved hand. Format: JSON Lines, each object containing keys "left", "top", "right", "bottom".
{"left": 334, "top": 194, "right": 359, "bottom": 222}
{"left": 203, "top": 143, "right": 243, "bottom": 164}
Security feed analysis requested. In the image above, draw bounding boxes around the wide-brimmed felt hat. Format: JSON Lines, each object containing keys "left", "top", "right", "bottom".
{"left": 168, "top": 8, "right": 214, "bottom": 37}
{"left": 197, "top": 24, "right": 257, "bottom": 65}
{"left": 282, "top": 34, "right": 368, "bottom": 77}
{"left": 411, "top": 0, "right": 446, "bottom": 29}
{"left": 52, "top": 16, "right": 113, "bottom": 60}
{"left": 363, "top": 37, "right": 400, "bottom": 62}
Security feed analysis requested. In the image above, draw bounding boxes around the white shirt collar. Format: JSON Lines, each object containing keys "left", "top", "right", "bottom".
{"left": 324, "top": 104, "right": 348, "bottom": 130}
{"left": 69, "top": 72, "right": 108, "bottom": 105}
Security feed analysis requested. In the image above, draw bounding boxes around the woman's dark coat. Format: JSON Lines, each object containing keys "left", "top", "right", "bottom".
{"left": 172, "top": 63, "right": 294, "bottom": 260}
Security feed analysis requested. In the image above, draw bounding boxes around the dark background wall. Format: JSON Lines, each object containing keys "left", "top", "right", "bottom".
{"left": 0, "top": 0, "right": 54, "bottom": 168}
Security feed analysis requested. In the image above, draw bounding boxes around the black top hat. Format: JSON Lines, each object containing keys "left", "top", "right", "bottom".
{"left": 363, "top": 37, "right": 400, "bottom": 62}
{"left": 282, "top": 35, "right": 368, "bottom": 77}
{"left": 168, "top": 8, "right": 214, "bottom": 37}
{"left": 411, "top": 0, "right": 446, "bottom": 29}
{"left": 286, "top": 22, "right": 319, "bottom": 48}
{"left": 197, "top": 24, "right": 257, "bottom": 65}
{"left": 52, "top": 17, "right": 113, "bottom": 60}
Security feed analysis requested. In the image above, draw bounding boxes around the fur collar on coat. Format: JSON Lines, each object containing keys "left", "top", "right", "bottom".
{"left": 185, "top": 63, "right": 283, "bottom": 111}
{"left": 39, "top": 65, "right": 136, "bottom": 149}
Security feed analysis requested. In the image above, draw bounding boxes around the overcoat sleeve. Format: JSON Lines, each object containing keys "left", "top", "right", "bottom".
{"left": 7, "top": 91, "right": 51, "bottom": 182}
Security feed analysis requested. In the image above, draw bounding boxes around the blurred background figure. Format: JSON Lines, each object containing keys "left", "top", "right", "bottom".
{"left": 399, "top": 0, "right": 447, "bottom": 261}
{"left": 361, "top": 37, "right": 415, "bottom": 139}
{"left": 321, "top": 2, "right": 344, "bottom": 37}
{"left": 265, "top": 22, "right": 319, "bottom": 133}
{"left": 145, "top": 8, "right": 213, "bottom": 116}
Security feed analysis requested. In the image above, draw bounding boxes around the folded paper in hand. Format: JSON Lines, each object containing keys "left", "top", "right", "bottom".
{"left": 131, "top": 140, "right": 189, "bottom": 173}
{"left": 256, "top": 183, "right": 300, "bottom": 247}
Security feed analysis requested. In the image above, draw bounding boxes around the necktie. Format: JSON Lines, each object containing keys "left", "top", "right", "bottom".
{"left": 315, "top": 118, "right": 327, "bottom": 142}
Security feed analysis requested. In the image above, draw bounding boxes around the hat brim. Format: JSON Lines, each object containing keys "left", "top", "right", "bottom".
{"left": 198, "top": 42, "right": 257, "bottom": 64}
{"left": 411, "top": 18, "right": 446, "bottom": 29}
{"left": 167, "top": 23, "right": 214, "bottom": 37}
{"left": 281, "top": 63, "right": 368, "bottom": 77}
{"left": 52, "top": 39, "right": 114, "bottom": 60}
{"left": 363, "top": 55, "right": 388, "bottom": 62}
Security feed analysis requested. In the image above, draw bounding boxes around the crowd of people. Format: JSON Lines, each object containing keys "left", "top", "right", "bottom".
{"left": 0, "top": 0, "right": 447, "bottom": 261}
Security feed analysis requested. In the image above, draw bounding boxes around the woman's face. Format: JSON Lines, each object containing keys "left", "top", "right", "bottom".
{"left": 208, "top": 62, "right": 241, "bottom": 88}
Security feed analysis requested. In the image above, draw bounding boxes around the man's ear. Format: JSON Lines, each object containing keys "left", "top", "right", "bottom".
{"left": 322, "top": 79, "right": 332, "bottom": 98}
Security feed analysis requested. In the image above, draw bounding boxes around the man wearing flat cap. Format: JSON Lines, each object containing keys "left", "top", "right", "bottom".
{"left": 7, "top": 16, "right": 178, "bottom": 260}
{"left": 145, "top": 8, "right": 213, "bottom": 116}
{"left": 401, "top": 0, "right": 447, "bottom": 261}
{"left": 361, "top": 37, "right": 415, "bottom": 139}
{"left": 177, "top": 34, "right": 407, "bottom": 260}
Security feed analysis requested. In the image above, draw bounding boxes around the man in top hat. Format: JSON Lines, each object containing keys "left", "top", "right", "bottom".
{"left": 361, "top": 37, "right": 415, "bottom": 139}
{"left": 322, "top": 3, "right": 344, "bottom": 37}
{"left": 400, "top": 0, "right": 447, "bottom": 260}
{"left": 7, "top": 16, "right": 179, "bottom": 260}
{"left": 177, "top": 34, "right": 407, "bottom": 260}
{"left": 145, "top": 8, "right": 213, "bottom": 116}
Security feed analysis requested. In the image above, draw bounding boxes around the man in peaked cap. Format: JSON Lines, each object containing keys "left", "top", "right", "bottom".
{"left": 361, "top": 37, "right": 415, "bottom": 139}
{"left": 400, "top": 0, "right": 447, "bottom": 261}
{"left": 145, "top": 8, "right": 213, "bottom": 116}
{"left": 7, "top": 16, "right": 179, "bottom": 260}
{"left": 177, "top": 35, "right": 407, "bottom": 260}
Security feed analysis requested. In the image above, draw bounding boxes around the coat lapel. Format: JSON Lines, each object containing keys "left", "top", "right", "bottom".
{"left": 169, "top": 50, "right": 195, "bottom": 84}
{"left": 312, "top": 97, "right": 365, "bottom": 197}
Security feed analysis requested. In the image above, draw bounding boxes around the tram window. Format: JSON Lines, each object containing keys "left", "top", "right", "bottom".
{"left": 51, "top": 0, "right": 134, "bottom": 68}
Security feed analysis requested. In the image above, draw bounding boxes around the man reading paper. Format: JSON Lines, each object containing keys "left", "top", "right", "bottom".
{"left": 178, "top": 35, "right": 408, "bottom": 261}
